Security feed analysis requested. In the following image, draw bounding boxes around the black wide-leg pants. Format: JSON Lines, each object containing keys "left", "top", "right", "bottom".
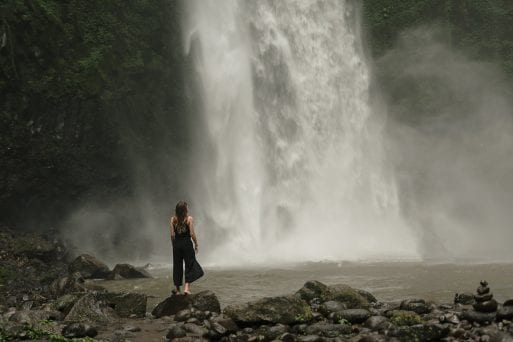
{"left": 172, "top": 237, "right": 203, "bottom": 287}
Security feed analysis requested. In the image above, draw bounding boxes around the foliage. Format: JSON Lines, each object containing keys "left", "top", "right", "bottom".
{"left": 362, "top": 0, "right": 513, "bottom": 80}
{"left": 0, "top": 0, "right": 186, "bottom": 228}
{"left": 390, "top": 310, "right": 423, "bottom": 326}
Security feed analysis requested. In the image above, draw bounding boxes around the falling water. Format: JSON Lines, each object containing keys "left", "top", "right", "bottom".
{"left": 183, "top": 0, "right": 418, "bottom": 265}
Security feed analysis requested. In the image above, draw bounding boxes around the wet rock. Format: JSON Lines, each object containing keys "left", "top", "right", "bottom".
{"left": 333, "top": 309, "right": 371, "bottom": 324}
{"left": 211, "top": 316, "right": 239, "bottom": 333}
{"left": 460, "top": 310, "right": 497, "bottom": 324}
{"left": 9, "top": 309, "right": 62, "bottom": 325}
{"left": 48, "top": 273, "right": 87, "bottom": 298}
{"left": 108, "top": 263, "right": 152, "bottom": 279}
{"left": 254, "top": 323, "right": 288, "bottom": 340}
{"left": 152, "top": 290, "right": 220, "bottom": 318}
{"left": 223, "top": 295, "right": 312, "bottom": 325}
{"left": 68, "top": 254, "right": 110, "bottom": 279}
{"left": 319, "top": 301, "right": 346, "bottom": 316}
{"left": 191, "top": 290, "right": 221, "bottom": 312}
{"left": 209, "top": 321, "right": 228, "bottom": 337}
{"left": 356, "top": 289, "right": 378, "bottom": 304}
{"left": 455, "top": 292, "right": 476, "bottom": 305}
{"left": 98, "top": 291, "right": 147, "bottom": 318}
{"left": 326, "top": 284, "right": 370, "bottom": 309}
{"left": 280, "top": 332, "right": 297, "bottom": 342}
{"left": 489, "top": 332, "right": 513, "bottom": 342}
{"left": 167, "top": 323, "right": 187, "bottom": 339}
{"left": 497, "top": 304, "right": 513, "bottom": 320}
{"left": 53, "top": 293, "right": 82, "bottom": 315}
{"left": 400, "top": 298, "right": 431, "bottom": 314}
{"left": 123, "top": 325, "right": 141, "bottom": 332}
{"left": 305, "top": 322, "right": 351, "bottom": 337}
{"left": 295, "top": 281, "right": 330, "bottom": 302}
{"left": 65, "top": 292, "right": 117, "bottom": 324}
{"left": 364, "top": 315, "right": 389, "bottom": 331}
{"left": 62, "top": 322, "right": 97, "bottom": 338}
{"left": 175, "top": 308, "right": 192, "bottom": 322}
{"left": 183, "top": 322, "right": 208, "bottom": 336}
{"left": 298, "top": 335, "right": 325, "bottom": 342}
{"left": 388, "top": 323, "right": 450, "bottom": 341}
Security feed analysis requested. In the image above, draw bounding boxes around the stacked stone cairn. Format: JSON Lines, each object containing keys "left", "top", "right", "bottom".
{"left": 460, "top": 280, "right": 499, "bottom": 323}
{"left": 473, "top": 280, "right": 498, "bottom": 313}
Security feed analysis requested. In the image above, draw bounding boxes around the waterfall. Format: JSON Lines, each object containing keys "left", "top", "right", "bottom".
{"left": 183, "top": 0, "right": 418, "bottom": 265}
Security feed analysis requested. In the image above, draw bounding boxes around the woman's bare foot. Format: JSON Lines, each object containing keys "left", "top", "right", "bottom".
{"left": 184, "top": 283, "right": 191, "bottom": 295}
{"left": 172, "top": 286, "right": 181, "bottom": 295}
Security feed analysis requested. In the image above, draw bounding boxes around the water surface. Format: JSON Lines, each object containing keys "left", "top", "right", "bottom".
{"left": 97, "top": 262, "right": 513, "bottom": 309}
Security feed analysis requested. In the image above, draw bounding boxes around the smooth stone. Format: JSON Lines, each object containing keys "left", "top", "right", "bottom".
{"left": 460, "top": 310, "right": 496, "bottom": 323}
{"left": 333, "top": 308, "right": 371, "bottom": 324}
{"left": 183, "top": 322, "right": 208, "bottom": 336}
{"left": 474, "top": 299, "right": 498, "bottom": 313}
{"left": 364, "top": 315, "right": 389, "bottom": 331}
{"left": 305, "top": 322, "right": 351, "bottom": 337}
{"left": 455, "top": 293, "right": 475, "bottom": 305}
{"left": 476, "top": 294, "right": 494, "bottom": 302}
{"left": 503, "top": 299, "right": 513, "bottom": 307}
{"left": 319, "top": 301, "right": 346, "bottom": 316}
{"left": 166, "top": 323, "right": 186, "bottom": 339}
{"left": 295, "top": 281, "right": 330, "bottom": 302}
{"left": 175, "top": 309, "right": 191, "bottom": 322}
{"left": 298, "top": 335, "right": 324, "bottom": 342}
{"left": 62, "top": 322, "right": 97, "bottom": 338}
{"left": 497, "top": 305, "right": 513, "bottom": 320}
{"left": 400, "top": 298, "right": 431, "bottom": 314}
{"left": 388, "top": 323, "right": 450, "bottom": 341}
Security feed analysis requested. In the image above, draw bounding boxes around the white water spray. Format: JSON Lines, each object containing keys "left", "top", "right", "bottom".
{"left": 183, "top": 0, "right": 418, "bottom": 265}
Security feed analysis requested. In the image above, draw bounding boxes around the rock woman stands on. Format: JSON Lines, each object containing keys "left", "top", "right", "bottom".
{"left": 170, "top": 201, "right": 203, "bottom": 295}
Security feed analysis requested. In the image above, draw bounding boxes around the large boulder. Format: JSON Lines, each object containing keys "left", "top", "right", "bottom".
{"left": 152, "top": 290, "right": 220, "bottom": 318}
{"left": 460, "top": 310, "right": 496, "bottom": 323}
{"left": 295, "top": 281, "right": 370, "bottom": 308}
{"left": 296, "top": 280, "right": 330, "bottom": 302}
{"left": 108, "top": 264, "right": 152, "bottom": 279}
{"left": 65, "top": 293, "right": 117, "bottom": 324}
{"left": 48, "top": 273, "right": 87, "bottom": 298}
{"left": 98, "top": 292, "right": 147, "bottom": 318}
{"left": 68, "top": 254, "right": 110, "bottom": 279}
{"left": 9, "top": 310, "right": 63, "bottom": 325}
{"left": 400, "top": 298, "right": 431, "bottom": 314}
{"left": 223, "top": 295, "right": 313, "bottom": 326}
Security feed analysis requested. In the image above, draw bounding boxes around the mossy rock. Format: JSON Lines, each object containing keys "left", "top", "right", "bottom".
{"left": 296, "top": 281, "right": 371, "bottom": 308}
{"left": 390, "top": 310, "right": 423, "bottom": 326}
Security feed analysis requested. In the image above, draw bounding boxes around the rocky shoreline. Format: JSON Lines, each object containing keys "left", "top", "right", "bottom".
{"left": 1, "top": 229, "right": 513, "bottom": 341}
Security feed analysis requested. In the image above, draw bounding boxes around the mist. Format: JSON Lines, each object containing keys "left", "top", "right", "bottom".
{"left": 59, "top": 15, "right": 513, "bottom": 266}
{"left": 378, "top": 28, "right": 513, "bottom": 261}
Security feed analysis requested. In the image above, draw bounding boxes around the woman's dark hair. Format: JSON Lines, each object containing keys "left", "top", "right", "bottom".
{"left": 175, "top": 201, "right": 188, "bottom": 223}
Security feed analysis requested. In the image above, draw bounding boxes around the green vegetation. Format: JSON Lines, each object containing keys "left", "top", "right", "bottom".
{"left": 0, "top": 0, "right": 186, "bottom": 228}
{"left": 390, "top": 310, "right": 423, "bottom": 326}
{"left": 362, "top": 0, "right": 513, "bottom": 80}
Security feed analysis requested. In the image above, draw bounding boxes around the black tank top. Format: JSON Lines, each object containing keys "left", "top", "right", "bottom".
{"left": 173, "top": 218, "right": 190, "bottom": 238}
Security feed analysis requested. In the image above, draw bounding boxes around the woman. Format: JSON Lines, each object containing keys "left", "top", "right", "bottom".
{"left": 170, "top": 201, "right": 203, "bottom": 295}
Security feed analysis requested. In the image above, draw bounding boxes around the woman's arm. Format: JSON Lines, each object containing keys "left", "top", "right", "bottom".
{"left": 189, "top": 216, "right": 199, "bottom": 252}
{"left": 169, "top": 217, "right": 175, "bottom": 241}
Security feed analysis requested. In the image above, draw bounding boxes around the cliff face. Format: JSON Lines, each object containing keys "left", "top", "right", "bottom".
{"left": 0, "top": 0, "right": 187, "bottom": 228}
